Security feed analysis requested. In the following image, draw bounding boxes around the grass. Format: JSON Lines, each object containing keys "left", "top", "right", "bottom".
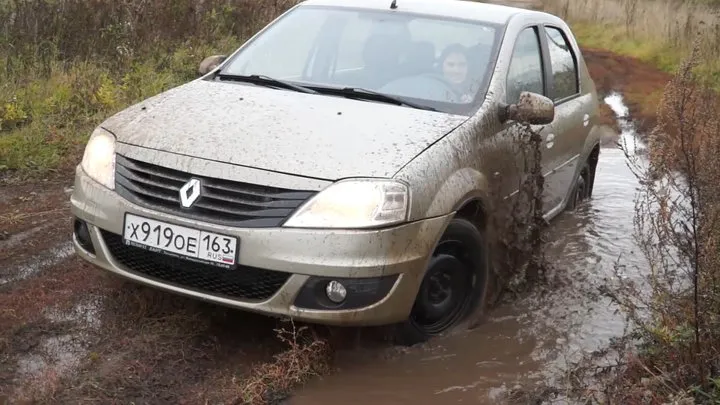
{"left": 600, "top": 47, "right": 720, "bottom": 403}
{"left": 0, "top": 0, "right": 297, "bottom": 180}
{"left": 0, "top": 41, "right": 237, "bottom": 175}
{"left": 542, "top": 0, "right": 720, "bottom": 91}
{"left": 2, "top": 0, "right": 717, "bottom": 179}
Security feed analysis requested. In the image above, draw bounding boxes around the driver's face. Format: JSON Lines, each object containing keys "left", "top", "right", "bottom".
{"left": 442, "top": 52, "right": 468, "bottom": 85}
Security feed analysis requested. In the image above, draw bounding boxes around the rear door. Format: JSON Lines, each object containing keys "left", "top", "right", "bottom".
{"left": 536, "top": 24, "right": 590, "bottom": 213}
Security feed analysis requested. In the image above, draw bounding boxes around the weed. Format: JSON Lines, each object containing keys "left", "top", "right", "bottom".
{"left": 526, "top": 41, "right": 720, "bottom": 405}
{"left": 542, "top": 0, "right": 720, "bottom": 90}
{"left": 237, "top": 320, "right": 333, "bottom": 405}
{"left": 0, "top": 0, "right": 296, "bottom": 178}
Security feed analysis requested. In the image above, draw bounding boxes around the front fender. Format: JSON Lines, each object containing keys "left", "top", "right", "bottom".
{"left": 423, "top": 168, "right": 490, "bottom": 218}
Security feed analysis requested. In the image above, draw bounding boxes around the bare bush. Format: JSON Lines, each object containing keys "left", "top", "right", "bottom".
{"left": 541, "top": 42, "right": 720, "bottom": 404}
{"left": 617, "top": 42, "right": 720, "bottom": 401}
{"left": 0, "top": 0, "right": 298, "bottom": 77}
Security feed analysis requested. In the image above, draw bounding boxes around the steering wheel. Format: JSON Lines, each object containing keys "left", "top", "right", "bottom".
{"left": 416, "top": 72, "right": 465, "bottom": 103}
{"left": 380, "top": 72, "right": 465, "bottom": 104}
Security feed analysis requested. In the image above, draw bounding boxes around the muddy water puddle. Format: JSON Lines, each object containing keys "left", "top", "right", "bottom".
{"left": 289, "top": 94, "right": 647, "bottom": 404}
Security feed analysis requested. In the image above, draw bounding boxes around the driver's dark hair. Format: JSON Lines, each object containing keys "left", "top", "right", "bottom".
{"left": 438, "top": 43, "right": 469, "bottom": 64}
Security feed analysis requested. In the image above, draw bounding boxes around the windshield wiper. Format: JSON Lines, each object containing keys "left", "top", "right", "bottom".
{"left": 216, "top": 73, "right": 317, "bottom": 94}
{"left": 309, "top": 86, "right": 437, "bottom": 111}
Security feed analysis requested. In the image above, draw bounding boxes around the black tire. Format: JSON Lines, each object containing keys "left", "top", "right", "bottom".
{"left": 568, "top": 162, "right": 592, "bottom": 210}
{"left": 393, "top": 218, "right": 489, "bottom": 346}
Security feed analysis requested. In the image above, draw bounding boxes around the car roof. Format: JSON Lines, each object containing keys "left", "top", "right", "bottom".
{"left": 297, "top": 0, "right": 538, "bottom": 25}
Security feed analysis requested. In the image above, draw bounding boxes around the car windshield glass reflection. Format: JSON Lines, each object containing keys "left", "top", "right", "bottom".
{"left": 219, "top": 6, "right": 502, "bottom": 115}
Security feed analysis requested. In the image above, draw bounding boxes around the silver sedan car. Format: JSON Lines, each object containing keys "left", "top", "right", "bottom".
{"left": 71, "top": 0, "right": 601, "bottom": 345}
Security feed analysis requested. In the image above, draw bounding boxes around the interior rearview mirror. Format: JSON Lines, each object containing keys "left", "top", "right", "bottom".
{"left": 198, "top": 55, "right": 227, "bottom": 76}
{"left": 499, "top": 91, "right": 555, "bottom": 125}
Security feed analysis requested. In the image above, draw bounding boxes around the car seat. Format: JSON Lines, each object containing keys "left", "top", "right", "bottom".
{"left": 399, "top": 41, "right": 436, "bottom": 77}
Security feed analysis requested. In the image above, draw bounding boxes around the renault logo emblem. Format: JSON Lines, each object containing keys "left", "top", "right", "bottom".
{"left": 179, "top": 178, "right": 201, "bottom": 208}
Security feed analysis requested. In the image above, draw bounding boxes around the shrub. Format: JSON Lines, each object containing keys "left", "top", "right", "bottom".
{"left": 0, "top": 0, "right": 298, "bottom": 178}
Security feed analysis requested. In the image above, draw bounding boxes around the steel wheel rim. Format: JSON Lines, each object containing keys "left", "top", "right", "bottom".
{"left": 410, "top": 239, "right": 475, "bottom": 335}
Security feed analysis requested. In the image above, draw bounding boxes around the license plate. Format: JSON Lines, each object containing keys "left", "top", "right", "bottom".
{"left": 122, "top": 213, "right": 238, "bottom": 268}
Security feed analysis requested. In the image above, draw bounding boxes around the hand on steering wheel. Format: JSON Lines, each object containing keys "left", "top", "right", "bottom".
{"left": 419, "top": 72, "right": 467, "bottom": 103}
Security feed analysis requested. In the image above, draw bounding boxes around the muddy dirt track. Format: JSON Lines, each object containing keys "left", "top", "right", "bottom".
{"left": 0, "top": 48, "right": 671, "bottom": 403}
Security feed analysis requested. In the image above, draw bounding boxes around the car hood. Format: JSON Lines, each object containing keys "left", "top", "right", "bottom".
{"left": 101, "top": 79, "right": 468, "bottom": 180}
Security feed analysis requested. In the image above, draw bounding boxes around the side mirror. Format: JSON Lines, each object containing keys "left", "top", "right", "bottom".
{"left": 499, "top": 91, "right": 555, "bottom": 125}
{"left": 198, "top": 55, "right": 227, "bottom": 76}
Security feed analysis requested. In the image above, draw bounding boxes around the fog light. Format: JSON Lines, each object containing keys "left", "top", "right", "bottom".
{"left": 73, "top": 218, "right": 95, "bottom": 254}
{"left": 325, "top": 280, "right": 347, "bottom": 303}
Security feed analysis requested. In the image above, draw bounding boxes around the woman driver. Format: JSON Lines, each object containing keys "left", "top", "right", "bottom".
{"left": 438, "top": 44, "right": 474, "bottom": 103}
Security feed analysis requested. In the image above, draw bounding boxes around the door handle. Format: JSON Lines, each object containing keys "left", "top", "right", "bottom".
{"left": 545, "top": 134, "right": 555, "bottom": 149}
{"left": 545, "top": 133, "right": 555, "bottom": 149}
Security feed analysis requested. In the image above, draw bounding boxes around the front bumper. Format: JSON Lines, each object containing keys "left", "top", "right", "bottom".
{"left": 70, "top": 166, "right": 452, "bottom": 326}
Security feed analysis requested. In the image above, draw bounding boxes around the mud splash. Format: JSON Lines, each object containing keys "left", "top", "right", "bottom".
{"left": 288, "top": 95, "right": 647, "bottom": 404}
{"left": 604, "top": 92, "right": 646, "bottom": 155}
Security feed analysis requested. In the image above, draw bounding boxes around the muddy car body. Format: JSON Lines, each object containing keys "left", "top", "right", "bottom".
{"left": 70, "top": 0, "right": 602, "bottom": 344}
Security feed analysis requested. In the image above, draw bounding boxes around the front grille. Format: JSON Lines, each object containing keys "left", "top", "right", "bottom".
{"left": 101, "top": 230, "right": 291, "bottom": 301}
{"left": 114, "top": 154, "right": 316, "bottom": 227}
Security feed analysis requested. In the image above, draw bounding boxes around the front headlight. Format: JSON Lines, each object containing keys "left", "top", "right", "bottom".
{"left": 81, "top": 127, "right": 116, "bottom": 189}
{"left": 283, "top": 179, "right": 409, "bottom": 229}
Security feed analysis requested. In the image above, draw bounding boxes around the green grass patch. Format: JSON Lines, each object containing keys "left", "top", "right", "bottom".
{"left": 0, "top": 0, "right": 294, "bottom": 179}
{"left": 568, "top": 20, "right": 720, "bottom": 91}
{"left": 0, "top": 37, "right": 244, "bottom": 178}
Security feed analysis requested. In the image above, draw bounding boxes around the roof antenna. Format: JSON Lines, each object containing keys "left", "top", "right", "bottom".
{"left": 390, "top": 0, "right": 398, "bottom": 9}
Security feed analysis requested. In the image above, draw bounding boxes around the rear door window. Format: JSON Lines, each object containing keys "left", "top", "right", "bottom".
{"left": 544, "top": 26, "right": 579, "bottom": 101}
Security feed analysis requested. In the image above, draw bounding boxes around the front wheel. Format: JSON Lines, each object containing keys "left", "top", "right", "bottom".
{"left": 394, "top": 218, "right": 488, "bottom": 346}
{"left": 567, "top": 162, "right": 592, "bottom": 211}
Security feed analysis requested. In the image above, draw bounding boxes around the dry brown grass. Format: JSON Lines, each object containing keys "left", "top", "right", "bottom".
{"left": 0, "top": 0, "right": 299, "bottom": 177}
{"left": 542, "top": 0, "right": 720, "bottom": 89}
{"left": 604, "top": 51, "right": 720, "bottom": 398}
{"left": 537, "top": 42, "right": 720, "bottom": 404}
{"left": 0, "top": 0, "right": 299, "bottom": 70}
{"left": 237, "top": 321, "right": 333, "bottom": 405}
{"left": 544, "top": 0, "right": 720, "bottom": 55}
{"left": 648, "top": 59, "right": 720, "bottom": 187}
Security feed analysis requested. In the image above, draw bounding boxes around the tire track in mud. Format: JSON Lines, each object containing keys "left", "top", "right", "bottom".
{"left": 0, "top": 179, "right": 76, "bottom": 277}
{"left": 0, "top": 189, "right": 318, "bottom": 404}
{"left": 0, "top": 183, "right": 96, "bottom": 401}
{"left": 0, "top": 240, "right": 75, "bottom": 287}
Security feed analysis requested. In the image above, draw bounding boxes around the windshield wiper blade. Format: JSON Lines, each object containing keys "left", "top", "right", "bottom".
{"left": 217, "top": 73, "right": 317, "bottom": 94}
{"left": 311, "top": 86, "right": 437, "bottom": 111}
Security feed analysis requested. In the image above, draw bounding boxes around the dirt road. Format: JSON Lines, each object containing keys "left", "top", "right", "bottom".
{"left": 0, "top": 43, "right": 671, "bottom": 405}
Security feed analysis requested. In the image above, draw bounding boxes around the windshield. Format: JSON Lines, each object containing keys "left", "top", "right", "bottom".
{"left": 219, "top": 5, "right": 503, "bottom": 115}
